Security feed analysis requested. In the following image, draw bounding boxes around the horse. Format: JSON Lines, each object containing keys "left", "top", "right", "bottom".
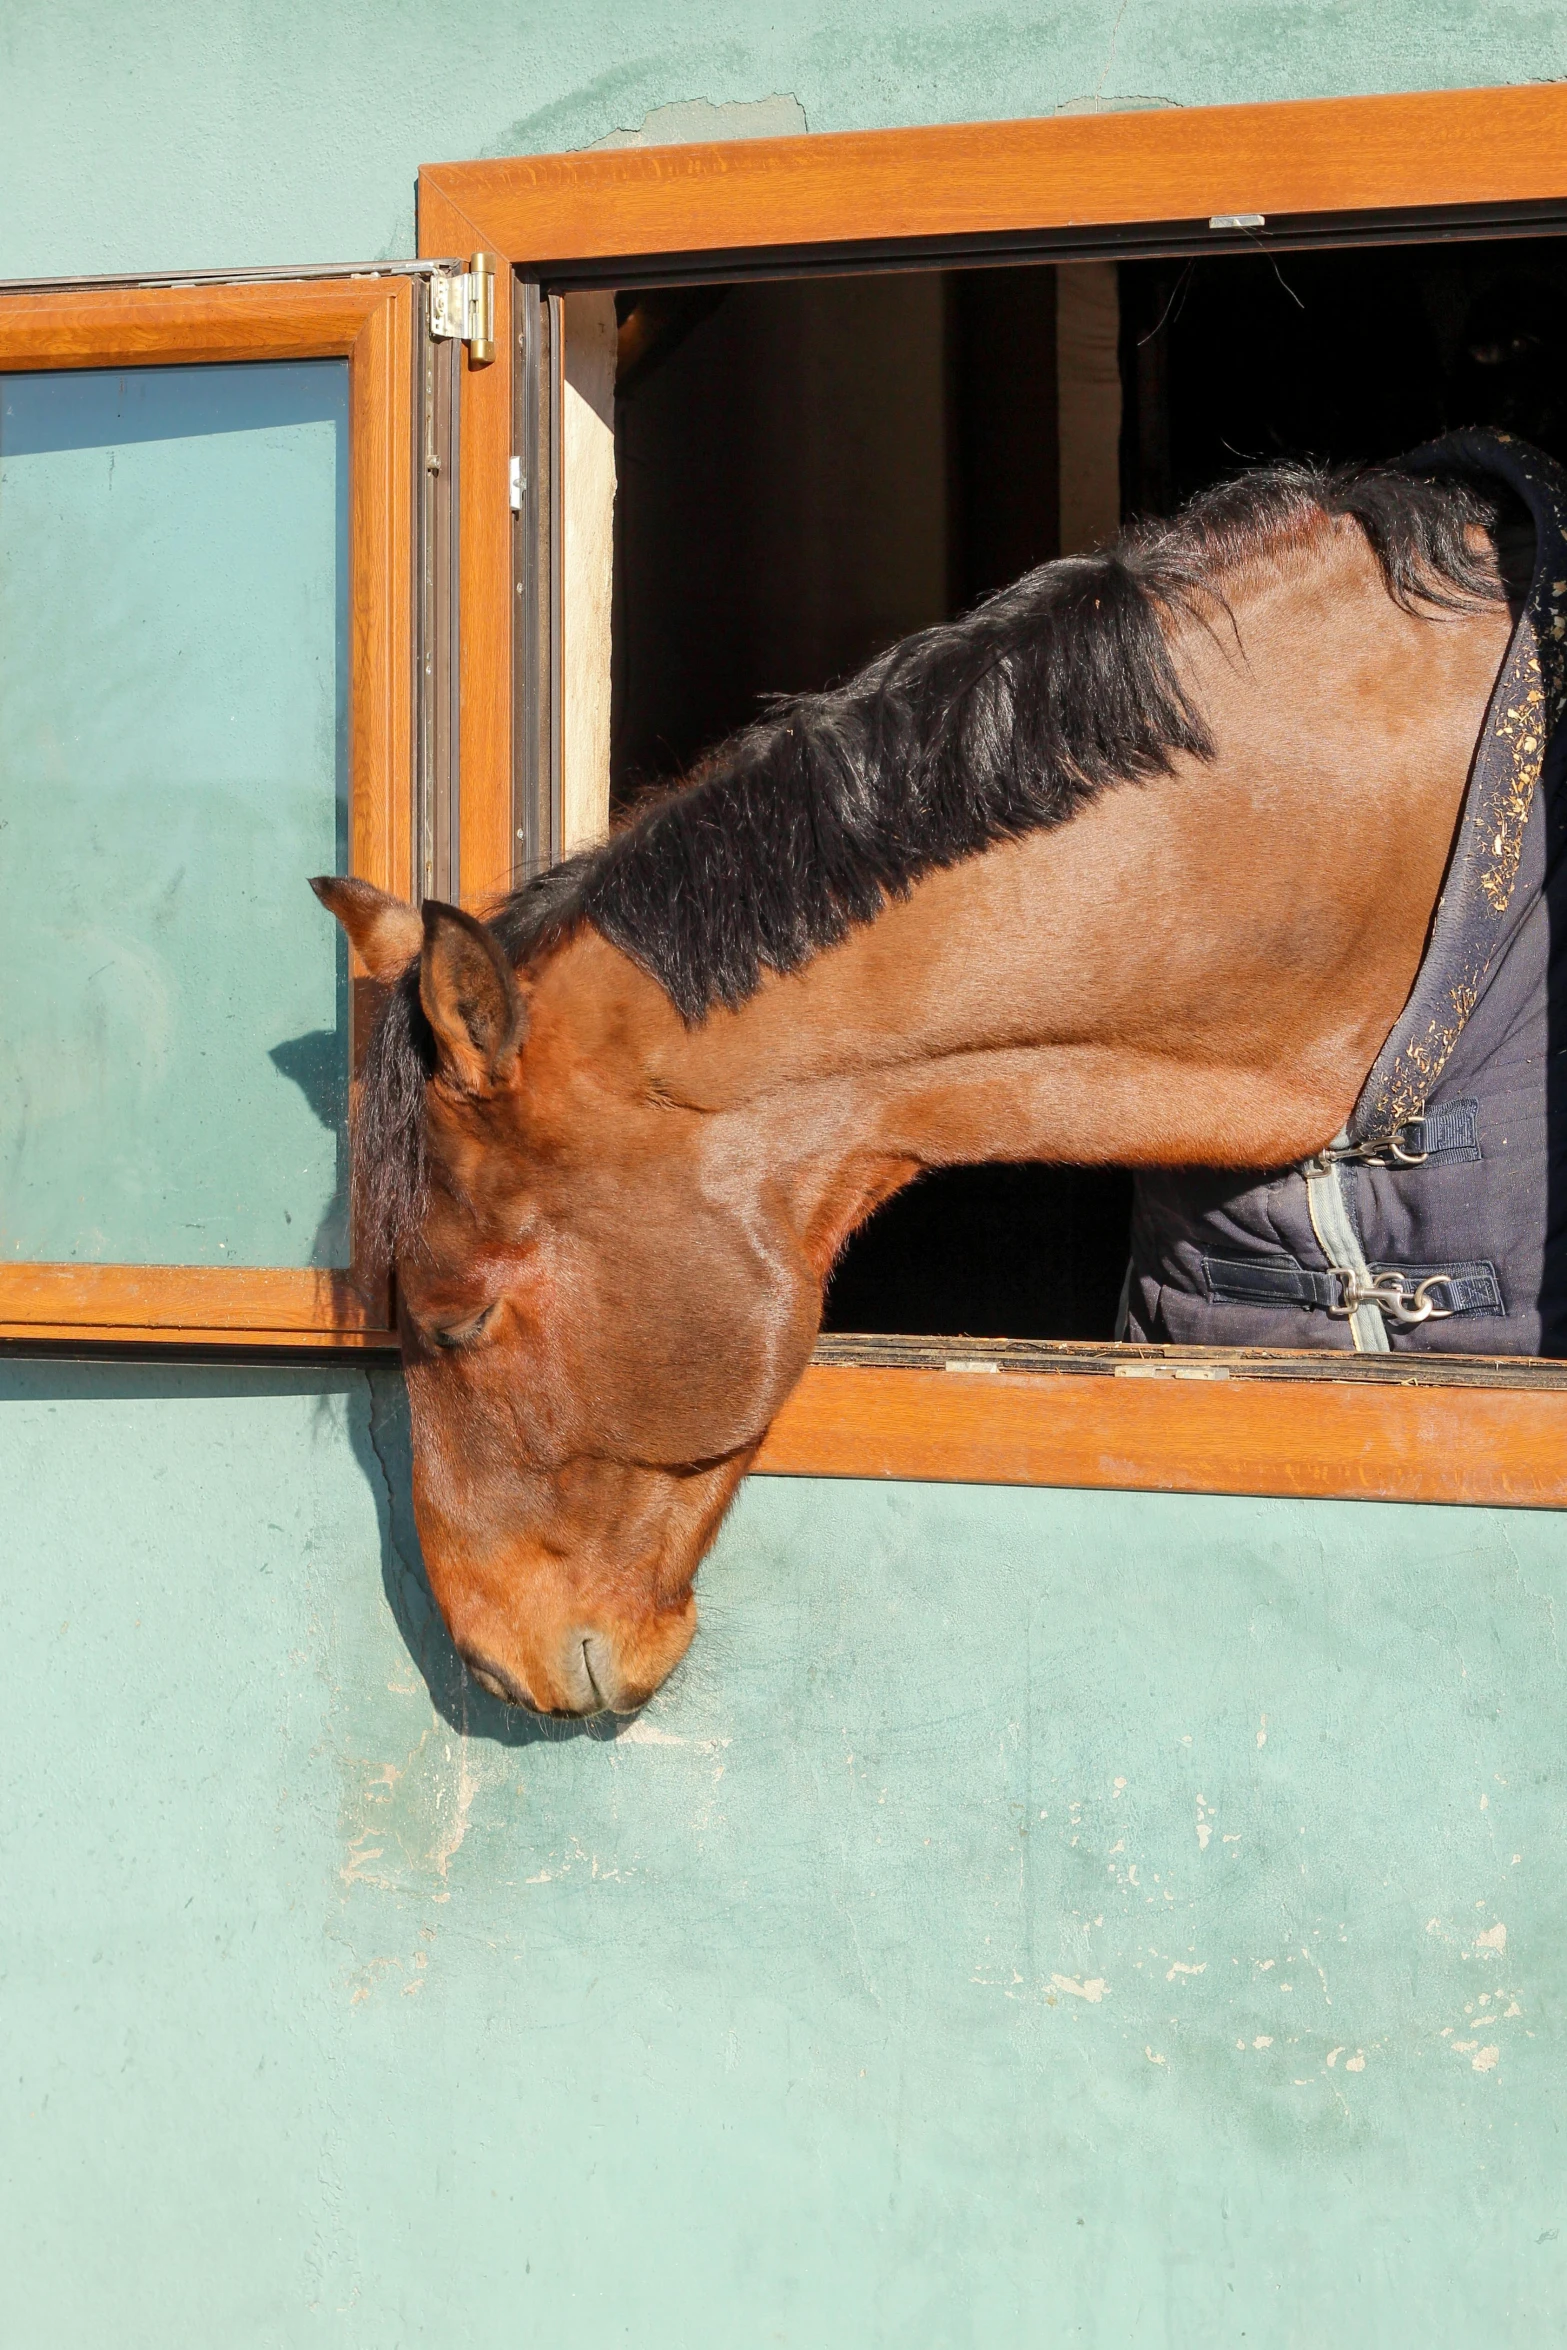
{"left": 314, "top": 440, "right": 1552, "bottom": 1719}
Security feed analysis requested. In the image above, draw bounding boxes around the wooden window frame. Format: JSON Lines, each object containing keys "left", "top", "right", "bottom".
{"left": 414, "top": 84, "right": 1567, "bottom": 1507}
{"left": 0, "top": 273, "right": 415, "bottom": 1346}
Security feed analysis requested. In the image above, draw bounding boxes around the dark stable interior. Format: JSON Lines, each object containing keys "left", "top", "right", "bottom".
{"left": 610, "top": 236, "right": 1567, "bottom": 1340}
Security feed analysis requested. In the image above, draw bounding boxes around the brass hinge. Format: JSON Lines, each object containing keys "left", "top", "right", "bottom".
{"left": 429, "top": 251, "right": 495, "bottom": 364}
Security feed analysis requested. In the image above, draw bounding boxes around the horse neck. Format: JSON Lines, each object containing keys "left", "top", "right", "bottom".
{"left": 540, "top": 541, "right": 1509, "bottom": 1224}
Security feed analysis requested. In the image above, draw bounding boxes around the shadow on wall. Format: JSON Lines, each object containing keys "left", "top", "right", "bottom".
{"left": 0, "top": 1353, "right": 632, "bottom": 1752}
{"left": 268, "top": 1027, "right": 350, "bottom": 1267}
{"left": 348, "top": 1363, "right": 639, "bottom": 1750}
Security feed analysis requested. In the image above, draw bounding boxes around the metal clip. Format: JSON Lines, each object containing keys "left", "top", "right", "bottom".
{"left": 1329, "top": 1270, "right": 1456, "bottom": 1325}
{"left": 1321, "top": 1123, "right": 1429, "bottom": 1169}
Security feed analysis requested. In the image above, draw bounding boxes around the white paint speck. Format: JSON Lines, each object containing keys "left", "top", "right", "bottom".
{"left": 1345, "top": 2052, "right": 1366, "bottom": 2072}
{"left": 1166, "top": 1961, "right": 1206, "bottom": 1982}
{"left": 1257, "top": 1715, "right": 1267, "bottom": 1748}
{"left": 1252, "top": 2035, "right": 1273, "bottom": 2049}
{"left": 1051, "top": 1974, "right": 1109, "bottom": 2003}
{"left": 1475, "top": 1922, "right": 1508, "bottom": 1953}
{"left": 1472, "top": 2045, "right": 1500, "bottom": 2072}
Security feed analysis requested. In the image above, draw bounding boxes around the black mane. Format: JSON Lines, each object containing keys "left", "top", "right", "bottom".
{"left": 358, "top": 457, "right": 1506, "bottom": 1262}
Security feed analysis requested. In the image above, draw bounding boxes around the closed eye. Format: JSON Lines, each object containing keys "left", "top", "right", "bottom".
{"left": 428, "top": 1301, "right": 499, "bottom": 1351}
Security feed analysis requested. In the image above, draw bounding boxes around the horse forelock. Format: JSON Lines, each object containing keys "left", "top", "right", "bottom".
{"left": 354, "top": 961, "right": 433, "bottom": 1269}
{"left": 354, "top": 454, "right": 1509, "bottom": 1266}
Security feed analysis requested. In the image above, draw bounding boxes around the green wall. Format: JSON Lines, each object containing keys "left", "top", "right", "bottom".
{"left": 2, "top": 0, "right": 1567, "bottom": 275}
{"left": 6, "top": 1358, "right": 1567, "bottom": 2345}
{"left": 4, "top": 5, "right": 1567, "bottom": 2341}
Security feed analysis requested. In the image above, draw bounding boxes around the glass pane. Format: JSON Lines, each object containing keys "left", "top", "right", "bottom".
{"left": 0, "top": 359, "right": 349, "bottom": 1269}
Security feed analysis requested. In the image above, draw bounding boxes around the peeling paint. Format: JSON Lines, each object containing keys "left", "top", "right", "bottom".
{"left": 618, "top": 1717, "right": 688, "bottom": 1746}
{"left": 1051, "top": 1974, "right": 1109, "bottom": 2004}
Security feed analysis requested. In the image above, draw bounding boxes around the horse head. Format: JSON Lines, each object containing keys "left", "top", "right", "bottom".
{"left": 311, "top": 454, "right": 1521, "bottom": 1712}
{"left": 314, "top": 876, "right": 824, "bottom": 1717}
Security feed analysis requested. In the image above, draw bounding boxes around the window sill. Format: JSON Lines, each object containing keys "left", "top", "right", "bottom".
{"left": 0, "top": 1264, "right": 392, "bottom": 1346}
{"left": 754, "top": 1338, "right": 1567, "bottom": 1507}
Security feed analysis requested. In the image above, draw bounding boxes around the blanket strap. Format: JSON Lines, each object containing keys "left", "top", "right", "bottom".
{"left": 1302, "top": 1136, "right": 1391, "bottom": 1353}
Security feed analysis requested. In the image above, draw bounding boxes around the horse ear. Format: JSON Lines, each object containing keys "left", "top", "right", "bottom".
{"left": 309, "top": 876, "right": 424, "bottom": 981}
{"left": 419, "top": 900, "right": 528, "bottom": 1090}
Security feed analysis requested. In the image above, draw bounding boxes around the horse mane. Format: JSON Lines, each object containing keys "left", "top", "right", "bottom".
{"left": 358, "top": 457, "right": 1507, "bottom": 1261}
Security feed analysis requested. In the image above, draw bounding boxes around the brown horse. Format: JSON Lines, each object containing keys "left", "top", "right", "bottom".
{"left": 315, "top": 455, "right": 1535, "bottom": 1717}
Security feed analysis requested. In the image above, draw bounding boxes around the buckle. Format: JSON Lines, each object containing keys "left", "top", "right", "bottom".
{"left": 1327, "top": 1270, "right": 1455, "bottom": 1324}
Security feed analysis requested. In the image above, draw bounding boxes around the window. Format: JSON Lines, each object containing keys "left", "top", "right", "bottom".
{"left": 417, "top": 87, "right": 1567, "bottom": 1504}
{"left": 0, "top": 270, "right": 428, "bottom": 1344}
{"left": 8, "top": 97, "right": 1567, "bottom": 1501}
{"left": 605, "top": 261, "right": 1131, "bottom": 1347}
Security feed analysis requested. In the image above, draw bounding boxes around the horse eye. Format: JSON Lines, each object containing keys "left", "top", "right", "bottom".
{"left": 429, "top": 1302, "right": 499, "bottom": 1351}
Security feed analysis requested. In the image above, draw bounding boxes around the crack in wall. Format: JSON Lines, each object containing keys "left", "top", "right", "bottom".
{"left": 588, "top": 92, "right": 808, "bottom": 148}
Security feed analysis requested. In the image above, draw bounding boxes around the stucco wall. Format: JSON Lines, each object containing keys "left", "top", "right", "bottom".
{"left": 4, "top": 6, "right": 1567, "bottom": 2343}
{"left": 2, "top": 0, "right": 1567, "bottom": 275}
{"left": 7, "top": 1357, "right": 1567, "bottom": 2345}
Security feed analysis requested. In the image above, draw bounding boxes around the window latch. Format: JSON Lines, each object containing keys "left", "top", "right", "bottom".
{"left": 429, "top": 252, "right": 496, "bottom": 364}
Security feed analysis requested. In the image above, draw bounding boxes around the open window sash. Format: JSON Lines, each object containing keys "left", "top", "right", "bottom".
{"left": 0, "top": 265, "right": 461, "bottom": 1345}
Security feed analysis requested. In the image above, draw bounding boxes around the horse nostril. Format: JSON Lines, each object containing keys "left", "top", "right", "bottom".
{"left": 463, "top": 1651, "right": 534, "bottom": 1708}
{"left": 580, "top": 1637, "right": 606, "bottom": 1713}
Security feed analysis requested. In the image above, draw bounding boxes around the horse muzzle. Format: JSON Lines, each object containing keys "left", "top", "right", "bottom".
{"left": 459, "top": 1600, "right": 698, "bottom": 1718}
